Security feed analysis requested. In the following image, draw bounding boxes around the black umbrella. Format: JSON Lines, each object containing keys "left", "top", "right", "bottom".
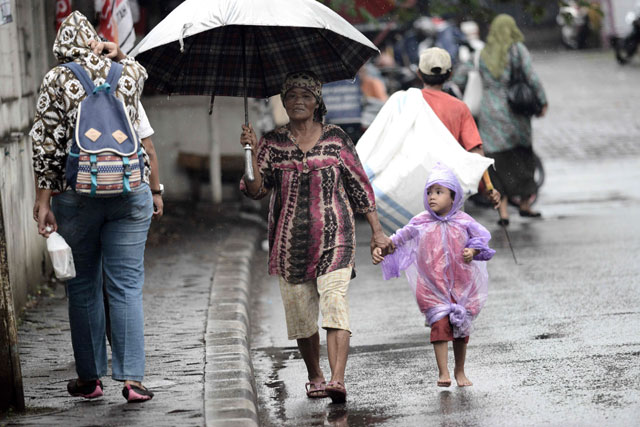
{"left": 131, "top": 0, "right": 379, "bottom": 180}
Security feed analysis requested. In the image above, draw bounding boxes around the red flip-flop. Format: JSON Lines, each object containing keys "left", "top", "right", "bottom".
{"left": 325, "top": 381, "right": 347, "bottom": 403}
{"left": 305, "top": 381, "right": 327, "bottom": 398}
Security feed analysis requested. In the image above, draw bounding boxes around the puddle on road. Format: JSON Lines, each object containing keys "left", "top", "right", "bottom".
{"left": 324, "top": 407, "right": 391, "bottom": 426}
{"left": 254, "top": 345, "right": 394, "bottom": 426}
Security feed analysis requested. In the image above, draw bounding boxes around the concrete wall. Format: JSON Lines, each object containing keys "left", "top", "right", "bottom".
{"left": 141, "top": 95, "right": 269, "bottom": 201}
{"left": 0, "top": 0, "right": 55, "bottom": 313}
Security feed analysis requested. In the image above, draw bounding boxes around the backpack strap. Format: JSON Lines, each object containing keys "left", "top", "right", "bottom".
{"left": 89, "top": 154, "right": 98, "bottom": 197}
{"left": 106, "top": 62, "right": 123, "bottom": 91}
{"left": 122, "top": 155, "right": 132, "bottom": 194}
{"left": 61, "top": 62, "right": 96, "bottom": 95}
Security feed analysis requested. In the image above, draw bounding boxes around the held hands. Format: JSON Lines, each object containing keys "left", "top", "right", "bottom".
{"left": 372, "top": 247, "right": 384, "bottom": 265}
{"left": 370, "top": 231, "right": 394, "bottom": 265}
{"left": 463, "top": 248, "right": 478, "bottom": 263}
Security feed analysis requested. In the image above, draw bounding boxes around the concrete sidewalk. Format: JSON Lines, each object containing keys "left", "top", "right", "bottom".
{"left": 2, "top": 201, "right": 265, "bottom": 427}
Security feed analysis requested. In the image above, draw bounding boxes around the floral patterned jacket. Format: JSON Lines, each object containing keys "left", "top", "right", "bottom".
{"left": 30, "top": 11, "right": 148, "bottom": 192}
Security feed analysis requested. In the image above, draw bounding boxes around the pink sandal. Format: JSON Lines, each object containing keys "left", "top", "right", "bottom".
{"left": 305, "top": 381, "right": 327, "bottom": 398}
{"left": 67, "top": 379, "right": 103, "bottom": 399}
{"left": 122, "top": 384, "right": 154, "bottom": 403}
{"left": 325, "top": 381, "right": 347, "bottom": 403}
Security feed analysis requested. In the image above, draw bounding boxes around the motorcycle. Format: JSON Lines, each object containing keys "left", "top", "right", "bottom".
{"left": 611, "top": 3, "right": 640, "bottom": 64}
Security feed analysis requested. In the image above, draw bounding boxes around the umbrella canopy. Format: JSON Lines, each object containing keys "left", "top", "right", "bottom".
{"left": 130, "top": 0, "right": 379, "bottom": 98}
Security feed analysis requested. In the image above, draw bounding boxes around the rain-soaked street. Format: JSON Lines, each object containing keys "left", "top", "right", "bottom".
{"left": 249, "top": 49, "right": 640, "bottom": 426}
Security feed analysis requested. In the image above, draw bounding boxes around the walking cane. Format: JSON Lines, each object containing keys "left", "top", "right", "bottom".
{"left": 483, "top": 170, "right": 518, "bottom": 265}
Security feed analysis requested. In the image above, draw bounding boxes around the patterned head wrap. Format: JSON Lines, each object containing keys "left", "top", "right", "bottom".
{"left": 280, "top": 71, "right": 327, "bottom": 122}
{"left": 53, "top": 11, "right": 102, "bottom": 64}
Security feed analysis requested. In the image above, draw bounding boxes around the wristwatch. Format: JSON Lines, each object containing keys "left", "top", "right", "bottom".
{"left": 151, "top": 184, "right": 164, "bottom": 196}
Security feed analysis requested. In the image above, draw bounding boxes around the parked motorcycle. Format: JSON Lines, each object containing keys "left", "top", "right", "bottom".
{"left": 611, "top": 3, "right": 640, "bottom": 64}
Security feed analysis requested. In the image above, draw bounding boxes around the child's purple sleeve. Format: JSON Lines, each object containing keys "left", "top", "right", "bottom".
{"left": 381, "top": 224, "right": 420, "bottom": 280}
{"left": 380, "top": 251, "right": 401, "bottom": 280}
{"left": 466, "top": 220, "right": 496, "bottom": 261}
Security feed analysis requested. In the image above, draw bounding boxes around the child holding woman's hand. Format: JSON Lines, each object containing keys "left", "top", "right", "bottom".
{"left": 373, "top": 163, "right": 495, "bottom": 387}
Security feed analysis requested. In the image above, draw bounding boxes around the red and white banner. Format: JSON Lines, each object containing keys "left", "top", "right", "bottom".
{"left": 55, "top": 0, "right": 71, "bottom": 31}
{"left": 95, "top": 0, "right": 135, "bottom": 53}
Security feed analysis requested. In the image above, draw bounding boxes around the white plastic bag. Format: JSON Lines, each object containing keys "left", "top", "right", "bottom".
{"left": 46, "top": 227, "right": 76, "bottom": 280}
{"left": 356, "top": 88, "right": 494, "bottom": 234}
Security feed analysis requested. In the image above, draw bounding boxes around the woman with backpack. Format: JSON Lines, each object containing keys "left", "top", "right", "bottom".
{"left": 31, "top": 11, "right": 156, "bottom": 402}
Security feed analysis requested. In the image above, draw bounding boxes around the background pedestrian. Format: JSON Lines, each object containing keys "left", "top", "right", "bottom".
{"left": 474, "top": 14, "right": 548, "bottom": 225}
{"left": 417, "top": 47, "right": 501, "bottom": 208}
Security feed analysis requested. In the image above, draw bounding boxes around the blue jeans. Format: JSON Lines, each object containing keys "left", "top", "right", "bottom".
{"left": 52, "top": 185, "right": 153, "bottom": 381}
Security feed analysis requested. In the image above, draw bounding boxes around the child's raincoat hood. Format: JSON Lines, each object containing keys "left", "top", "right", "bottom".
{"left": 423, "top": 162, "right": 464, "bottom": 221}
{"left": 53, "top": 11, "right": 101, "bottom": 64}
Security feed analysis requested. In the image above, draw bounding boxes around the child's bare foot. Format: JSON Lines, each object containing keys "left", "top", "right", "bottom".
{"left": 454, "top": 370, "right": 473, "bottom": 387}
{"left": 437, "top": 373, "right": 452, "bottom": 387}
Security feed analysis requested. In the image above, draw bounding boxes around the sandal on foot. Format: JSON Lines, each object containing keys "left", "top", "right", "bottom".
{"left": 305, "top": 381, "right": 328, "bottom": 399}
{"left": 67, "top": 379, "right": 103, "bottom": 399}
{"left": 122, "top": 384, "right": 154, "bottom": 403}
{"left": 325, "top": 381, "right": 347, "bottom": 404}
{"left": 437, "top": 379, "right": 452, "bottom": 388}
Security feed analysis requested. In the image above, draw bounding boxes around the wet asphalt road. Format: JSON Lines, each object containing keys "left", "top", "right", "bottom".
{"left": 249, "top": 49, "right": 640, "bottom": 426}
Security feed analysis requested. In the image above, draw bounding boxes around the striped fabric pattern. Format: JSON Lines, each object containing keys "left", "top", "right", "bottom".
{"left": 75, "top": 153, "right": 141, "bottom": 195}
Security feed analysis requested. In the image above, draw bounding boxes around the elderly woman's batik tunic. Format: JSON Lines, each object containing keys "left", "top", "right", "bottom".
{"left": 241, "top": 124, "right": 376, "bottom": 284}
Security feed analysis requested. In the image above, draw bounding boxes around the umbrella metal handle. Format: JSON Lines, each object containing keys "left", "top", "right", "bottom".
{"left": 244, "top": 144, "right": 255, "bottom": 182}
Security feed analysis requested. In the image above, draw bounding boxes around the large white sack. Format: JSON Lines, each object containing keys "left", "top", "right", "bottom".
{"left": 357, "top": 88, "right": 493, "bottom": 234}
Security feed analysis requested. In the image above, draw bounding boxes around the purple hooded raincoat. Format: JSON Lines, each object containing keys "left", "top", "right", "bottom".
{"left": 381, "top": 163, "right": 495, "bottom": 338}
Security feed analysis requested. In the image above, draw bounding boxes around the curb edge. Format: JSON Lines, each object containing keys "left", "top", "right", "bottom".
{"left": 204, "top": 225, "right": 261, "bottom": 427}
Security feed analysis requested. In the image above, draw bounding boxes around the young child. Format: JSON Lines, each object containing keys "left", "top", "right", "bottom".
{"left": 373, "top": 163, "right": 495, "bottom": 387}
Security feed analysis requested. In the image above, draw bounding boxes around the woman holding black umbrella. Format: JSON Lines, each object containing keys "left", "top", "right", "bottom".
{"left": 240, "top": 71, "right": 393, "bottom": 403}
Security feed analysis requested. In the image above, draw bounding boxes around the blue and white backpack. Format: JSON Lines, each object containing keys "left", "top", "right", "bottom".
{"left": 62, "top": 61, "right": 144, "bottom": 197}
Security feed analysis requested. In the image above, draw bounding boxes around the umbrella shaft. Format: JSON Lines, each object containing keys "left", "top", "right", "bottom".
{"left": 242, "top": 27, "right": 248, "bottom": 125}
{"left": 244, "top": 95, "right": 248, "bottom": 125}
{"left": 241, "top": 27, "right": 253, "bottom": 179}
